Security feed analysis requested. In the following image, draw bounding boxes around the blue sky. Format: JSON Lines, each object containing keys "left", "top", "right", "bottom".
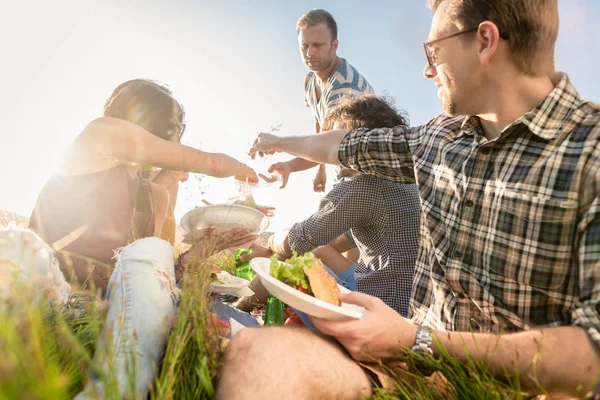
{"left": 1, "top": 0, "right": 598, "bottom": 230}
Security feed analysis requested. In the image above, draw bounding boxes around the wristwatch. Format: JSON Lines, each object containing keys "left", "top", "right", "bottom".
{"left": 411, "top": 324, "right": 434, "bottom": 356}
{"left": 409, "top": 325, "right": 436, "bottom": 375}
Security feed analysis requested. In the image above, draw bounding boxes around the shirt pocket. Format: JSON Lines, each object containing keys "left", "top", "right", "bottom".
{"left": 488, "top": 190, "right": 578, "bottom": 290}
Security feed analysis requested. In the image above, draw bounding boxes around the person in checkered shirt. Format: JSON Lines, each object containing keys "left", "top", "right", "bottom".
{"left": 221, "top": 0, "right": 600, "bottom": 398}
{"left": 240, "top": 95, "right": 420, "bottom": 318}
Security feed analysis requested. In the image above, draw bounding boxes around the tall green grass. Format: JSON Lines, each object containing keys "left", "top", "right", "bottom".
{"left": 0, "top": 215, "right": 596, "bottom": 399}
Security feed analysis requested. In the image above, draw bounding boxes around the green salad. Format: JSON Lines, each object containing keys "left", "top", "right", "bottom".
{"left": 269, "top": 252, "right": 313, "bottom": 294}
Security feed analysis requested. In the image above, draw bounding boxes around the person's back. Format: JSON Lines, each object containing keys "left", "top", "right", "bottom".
{"left": 326, "top": 173, "right": 419, "bottom": 315}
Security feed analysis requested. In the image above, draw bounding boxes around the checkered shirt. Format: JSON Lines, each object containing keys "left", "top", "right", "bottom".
{"left": 338, "top": 73, "right": 600, "bottom": 345}
{"left": 288, "top": 174, "right": 420, "bottom": 316}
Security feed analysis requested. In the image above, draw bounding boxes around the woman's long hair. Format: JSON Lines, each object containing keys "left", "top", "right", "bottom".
{"left": 103, "top": 79, "right": 185, "bottom": 141}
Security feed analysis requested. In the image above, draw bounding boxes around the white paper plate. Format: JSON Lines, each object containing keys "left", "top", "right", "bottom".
{"left": 250, "top": 257, "right": 364, "bottom": 321}
{"left": 210, "top": 271, "right": 250, "bottom": 295}
{"left": 181, "top": 204, "right": 269, "bottom": 235}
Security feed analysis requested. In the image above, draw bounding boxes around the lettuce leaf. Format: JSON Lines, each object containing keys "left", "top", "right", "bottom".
{"left": 269, "top": 252, "right": 313, "bottom": 290}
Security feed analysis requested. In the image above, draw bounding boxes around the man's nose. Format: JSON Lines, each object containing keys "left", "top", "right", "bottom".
{"left": 423, "top": 63, "right": 437, "bottom": 79}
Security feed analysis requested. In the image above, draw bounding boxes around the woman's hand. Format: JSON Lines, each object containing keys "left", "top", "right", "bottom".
{"left": 234, "top": 162, "right": 259, "bottom": 183}
{"left": 189, "top": 227, "right": 258, "bottom": 257}
{"left": 176, "top": 227, "right": 258, "bottom": 282}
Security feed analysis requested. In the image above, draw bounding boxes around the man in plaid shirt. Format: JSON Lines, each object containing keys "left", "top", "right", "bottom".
{"left": 220, "top": 0, "right": 600, "bottom": 398}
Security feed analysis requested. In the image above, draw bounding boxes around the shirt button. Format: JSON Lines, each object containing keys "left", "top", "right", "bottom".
{"left": 465, "top": 200, "right": 474, "bottom": 208}
{"left": 480, "top": 147, "right": 491, "bottom": 155}
{"left": 453, "top": 249, "right": 463, "bottom": 259}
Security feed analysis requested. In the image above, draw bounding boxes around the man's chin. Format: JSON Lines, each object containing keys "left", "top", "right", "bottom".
{"left": 441, "top": 100, "right": 458, "bottom": 117}
{"left": 306, "top": 63, "right": 323, "bottom": 72}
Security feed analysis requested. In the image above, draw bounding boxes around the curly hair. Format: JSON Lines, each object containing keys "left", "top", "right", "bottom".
{"left": 322, "top": 95, "right": 409, "bottom": 131}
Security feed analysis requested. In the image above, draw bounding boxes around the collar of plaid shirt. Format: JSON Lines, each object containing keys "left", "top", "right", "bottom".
{"left": 456, "top": 73, "right": 580, "bottom": 142}
{"left": 338, "top": 72, "right": 600, "bottom": 342}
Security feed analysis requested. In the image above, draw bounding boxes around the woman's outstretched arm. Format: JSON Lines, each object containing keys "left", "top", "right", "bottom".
{"left": 73, "top": 117, "right": 257, "bottom": 181}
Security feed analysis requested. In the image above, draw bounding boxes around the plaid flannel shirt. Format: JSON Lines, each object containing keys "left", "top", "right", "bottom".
{"left": 338, "top": 73, "right": 600, "bottom": 345}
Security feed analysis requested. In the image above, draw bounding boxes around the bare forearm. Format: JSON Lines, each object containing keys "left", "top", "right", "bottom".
{"left": 90, "top": 117, "right": 244, "bottom": 177}
{"left": 152, "top": 169, "right": 179, "bottom": 188}
{"left": 275, "top": 130, "right": 349, "bottom": 166}
{"left": 433, "top": 326, "right": 600, "bottom": 395}
{"left": 312, "top": 245, "right": 353, "bottom": 275}
{"left": 287, "top": 157, "right": 319, "bottom": 172}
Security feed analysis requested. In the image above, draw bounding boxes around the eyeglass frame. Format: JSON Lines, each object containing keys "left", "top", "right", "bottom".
{"left": 178, "top": 122, "right": 186, "bottom": 141}
{"left": 423, "top": 26, "right": 510, "bottom": 69}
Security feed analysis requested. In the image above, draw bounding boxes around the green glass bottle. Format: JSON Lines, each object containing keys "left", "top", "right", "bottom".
{"left": 234, "top": 248, "right": 256, "bottom": 281}
{"left": 264, "top": 294, "right": 285, "bottom": 325}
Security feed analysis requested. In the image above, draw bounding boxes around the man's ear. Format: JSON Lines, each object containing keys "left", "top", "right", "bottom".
{"left": 476, "top": 21, "right": 501, "bottom": 66}
{"left": 332, "top": 39, "right": 339, "bottom": 53}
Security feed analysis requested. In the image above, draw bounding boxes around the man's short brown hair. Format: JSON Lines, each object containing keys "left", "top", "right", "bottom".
{"left": 428, "top": 0, "right": 559, "bottom": 76}
{"left": 297, "top": 9, "right": 338, "bottom": 41}
{"left": 322, "top": 95, "right": 408, "bottom": 131}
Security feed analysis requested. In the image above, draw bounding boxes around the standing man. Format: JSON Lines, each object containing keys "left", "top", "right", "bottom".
{"left": 222, "top": 0, "right": 600, "bottom": 399}
{"left": 267, "top": 9, "right": 374, "bottom": 192}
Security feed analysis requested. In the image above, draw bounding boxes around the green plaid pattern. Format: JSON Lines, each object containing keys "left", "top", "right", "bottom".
{"left": 338, "top": 74, "right": 600, "bottom": 344}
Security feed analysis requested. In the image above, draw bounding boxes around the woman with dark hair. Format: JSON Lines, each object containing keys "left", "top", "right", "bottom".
{"left": 28, "top": 79, "right": 257, "bottom": 295}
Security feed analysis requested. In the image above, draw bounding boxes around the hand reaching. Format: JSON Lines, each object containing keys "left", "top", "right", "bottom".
{"left": 313, "top": 165, "right": 327, "bottom": 192}
{"left": 258, "top": 162, "right": 292, "bottom": 189}
{"left": 249, "top": 133, "right": 280, "bottom": 160}
{"left": 234, "top": 163, "right": 259, "bottom": 183}
{"left": 239, "top": 242, "right": 273, "bottom": 262}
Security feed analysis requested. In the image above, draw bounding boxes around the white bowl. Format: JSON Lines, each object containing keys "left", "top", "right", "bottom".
{"left": 180, "top": 204, "right": 269, "bottom": 251}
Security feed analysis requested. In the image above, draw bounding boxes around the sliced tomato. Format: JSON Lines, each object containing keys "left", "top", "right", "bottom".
{"left": 296, "top": 285, "right": 308, "bottom": 294}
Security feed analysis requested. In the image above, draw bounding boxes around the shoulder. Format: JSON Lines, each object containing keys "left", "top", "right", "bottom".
{"left": 327, "top": 175, "right": 378, "bottom": 201}
{"left": 577, "top": 101, "right": 600, "bottom": 133}
{"left": 331, "top": 59, "right": 371, "bottom": 87}
{"left": 304, "top": 71, "right": 315, "bottom": 85}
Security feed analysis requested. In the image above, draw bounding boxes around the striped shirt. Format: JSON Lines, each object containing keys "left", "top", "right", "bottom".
{"left": 304, "top": 58, "right": 374, "bottom": 128}
{"left": 338, "top": 73, "right": 600, "bottom": 345}
{"left": 287, "top": 174, "right": 420, "bottom": 317}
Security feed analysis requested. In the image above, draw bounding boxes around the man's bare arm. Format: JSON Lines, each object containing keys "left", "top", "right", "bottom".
{"left": 250, "top": 130, "right": 349, "bottom": 166}
{"left": 433, "top": 326, "right": 600, "bottom": 396}
{"left": 286, "top": 157, "right": 319, "bottom": 172}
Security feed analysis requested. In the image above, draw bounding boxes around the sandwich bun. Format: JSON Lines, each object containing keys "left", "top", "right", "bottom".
{"left": 303, "top": 257, "right": 341, "bottom": 306}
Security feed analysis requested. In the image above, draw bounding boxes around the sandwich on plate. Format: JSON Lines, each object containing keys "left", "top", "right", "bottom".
{"left": 269, "top": 252, "right": 340, "bottom": 306}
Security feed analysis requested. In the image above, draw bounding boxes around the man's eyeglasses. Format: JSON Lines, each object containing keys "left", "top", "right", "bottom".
{"left": 423, "top": 27, "right": 509, "bottom": 69}
{"left": 178, "top": 122, "right": 186, "bottom": 141}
